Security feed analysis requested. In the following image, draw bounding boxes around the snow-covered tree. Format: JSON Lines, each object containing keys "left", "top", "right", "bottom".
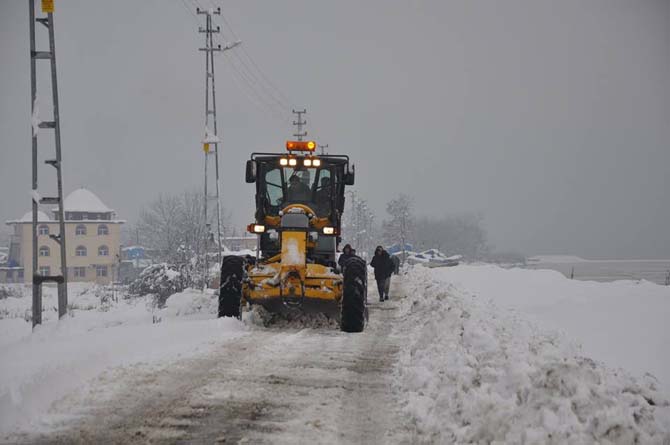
{"left": 382, "top": 194, "right": 414, "bottom": 262}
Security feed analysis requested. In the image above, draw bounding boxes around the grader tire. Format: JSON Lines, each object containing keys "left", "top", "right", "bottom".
{"left": 219, "top": 255, "right": 244, "bottom": 319}
{"left": 340, "top": 256, "right": 367, "bottom": 333}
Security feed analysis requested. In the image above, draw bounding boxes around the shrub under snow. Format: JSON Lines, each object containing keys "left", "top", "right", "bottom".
{"left": 129, "top": 263, "right": 187, "bottom": 307}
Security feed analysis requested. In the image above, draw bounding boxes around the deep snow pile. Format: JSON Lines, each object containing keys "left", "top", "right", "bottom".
{"left": 0, "top": 284, "right": 245, "bottom": 434}
{"left": 433, "top": 264, "right": 670, "bottom": 395}
{"left": 394, "top": 266, "right": 670, "bottom": 443}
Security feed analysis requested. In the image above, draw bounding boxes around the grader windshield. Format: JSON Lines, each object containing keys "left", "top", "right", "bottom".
{"left": 251, "top": 154, "right": 352, "bottom": 218}
{"left": 263, "top": 166, "right": 332, "bottom": 216}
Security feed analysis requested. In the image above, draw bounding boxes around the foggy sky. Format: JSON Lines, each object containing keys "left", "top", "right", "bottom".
{"left": 1, "top": 0, "right": 668, "bottom": 258}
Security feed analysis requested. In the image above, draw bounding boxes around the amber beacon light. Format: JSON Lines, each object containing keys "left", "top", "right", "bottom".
{"left": 286, "top": 140, "right": 317, "bottom": 152}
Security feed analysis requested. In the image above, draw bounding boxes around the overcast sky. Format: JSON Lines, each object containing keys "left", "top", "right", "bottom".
{"left": 1, "top": 0, "right": 668, "bottom": 258}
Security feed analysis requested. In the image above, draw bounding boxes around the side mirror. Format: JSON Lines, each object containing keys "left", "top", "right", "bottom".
{"left": 344, "top": 164, "right": 355, "bottom": 185}
{"left": 245, "top": 160, "right": 257, "bottom": 183}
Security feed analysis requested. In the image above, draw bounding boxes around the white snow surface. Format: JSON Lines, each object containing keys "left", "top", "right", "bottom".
{"left": 0, "top": 285, "right": 245, "bottom": 434}
{"left": 431, "top": 264, "right": 670, "bottom": 395}
{"left": 282, "top": 238, "right": 303, "bottom": 265}
{"left": 30, "top": 96, "right": 40, "bottom": 137}
{"left": 15, "top": 210, "right": 51, "bottom": 223}
{"left": 2, "top": 265, "right": 670, "bottom": 442}
{"left": 394, "top": 266, "right": 670, "bottom": 443}
{"left": 55, "top": 188, "right": 113, "bottom": 213}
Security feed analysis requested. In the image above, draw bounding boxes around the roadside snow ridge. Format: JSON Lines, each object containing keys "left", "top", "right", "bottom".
{"left": 394, "top": 267, "right": 670, "bottom": 444}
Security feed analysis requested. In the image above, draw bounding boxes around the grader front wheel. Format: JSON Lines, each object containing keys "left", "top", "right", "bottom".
{"left": 340, "top": 256, "right": 367, "bottom": 333}
{"left": 219, "top": 255, "right": 244, "bottom": 319}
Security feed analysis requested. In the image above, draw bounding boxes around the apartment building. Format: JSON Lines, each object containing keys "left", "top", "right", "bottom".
{"left": 2, "top": 188, "right": 124, "bottom": 284}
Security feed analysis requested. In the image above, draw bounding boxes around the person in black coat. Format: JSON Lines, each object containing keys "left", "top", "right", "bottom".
{"left": 370, "top": 246, "right": 394, "bottom": 302}
{"left": 338, "top": 244, "right": 356, "bottom": 271}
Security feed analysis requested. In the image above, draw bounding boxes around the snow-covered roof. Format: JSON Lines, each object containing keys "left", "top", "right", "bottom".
{"left": 56, "top": 188, "right": 113, "bottom": 213}
{"left": 19, "top": 211, "right": 51, "bottom": 222}
{"left": 5, "top": 210, "right": 51, "bottom": 225}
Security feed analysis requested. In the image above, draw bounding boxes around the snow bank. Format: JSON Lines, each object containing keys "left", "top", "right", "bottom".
{"left": 528, "top": 255, "right": 588, "bottom": 263}
{"left": 394, "top": 266, "right": 670, "bottom": 443}
{"left": 0, "top": 285, "right": 246, "bottom": 435}
{"left": 428, "top": 264, "right": 670, "bottom": 395}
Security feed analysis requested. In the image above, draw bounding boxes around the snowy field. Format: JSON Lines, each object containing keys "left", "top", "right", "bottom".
{"left": 433, "top": 264, "right": 670, "bottom": 395}
{"left": 0, "top": 284, "right": 246, "bottom": 434}
{"left": 394, "top": 265, "right": 670, "bottom": 443}
{"left": 1, "top": 265, "right": 669, "bottom": 443}
{"left": 527, "top": 255, "right": 670, "bottom": 285}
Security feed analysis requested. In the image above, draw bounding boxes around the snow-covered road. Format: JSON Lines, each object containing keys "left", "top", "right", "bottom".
{"left": 2, "top": 265, "right": 670, "bottom": 444}
{"left": 6, "top": 295, "right": 416, "bottom": 444}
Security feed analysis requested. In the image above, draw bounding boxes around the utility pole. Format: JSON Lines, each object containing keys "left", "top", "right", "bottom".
{"left": 197, "top": 6, "right": 240, "bottom": 289}
{"left": 29, "top": 0, "right": 68, "bottom": 327}
{"left": 292, "top": 109, "right": 307, "bottom": 141}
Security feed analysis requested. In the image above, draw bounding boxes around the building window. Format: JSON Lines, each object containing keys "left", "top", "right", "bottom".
{"left": 18, "top": 270, "right": 24, "bottom": 280}
{"left": 39, "top": 266, "right": 50, "bottom": 276}
{"left": 39, "top": 245, "right": 50, "bottom": 257}
{"left": 96, "top": 265, "right": 108, "bottom": 277}
{"left": 73, "top": 267, "right": 86, "bottom": 278}
{"left": 38, "top": 225, "right": 49, "bottom": 236}
{"left": 75, "top": 224, "right": 87, "bottom": 235}
{"left": 97, "top": 224, "right": 109, "bottom": 236}
{"left": 98, "top": 245, "right": 109, "bottom": 256}
{"left": 75, "top": 245, "right": 87, "bottom": 257}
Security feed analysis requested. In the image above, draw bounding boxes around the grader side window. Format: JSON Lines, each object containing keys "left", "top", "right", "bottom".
{"left": 264, "top": 168, "right": 284, "bottom": 207}
{"left": 314, "top": 169, "right": 332, "bottom": 215}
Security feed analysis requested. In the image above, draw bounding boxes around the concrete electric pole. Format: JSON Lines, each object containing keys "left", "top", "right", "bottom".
{"left": 28, "top": 0, "right": 68, "bottom": 326}
{"left": 292, "top": 109, "right": 307, "bottom": 141}
{"left": 197, "top": 6, "right": 240, "bottom": 288}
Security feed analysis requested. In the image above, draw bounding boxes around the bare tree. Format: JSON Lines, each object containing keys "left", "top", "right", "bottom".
{"left": 343, "top": 191, "right": 378, "bottom": 259}
{"left": 382, "top": 194, "right": 414, "bottom": 262}
{"left": 136, "top": 189, "right": 228, "bottom": 265}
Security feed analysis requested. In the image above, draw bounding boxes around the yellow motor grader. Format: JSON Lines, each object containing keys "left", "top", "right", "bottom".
{"left": 218, "top": 140, "right": 367, "bottom": 332}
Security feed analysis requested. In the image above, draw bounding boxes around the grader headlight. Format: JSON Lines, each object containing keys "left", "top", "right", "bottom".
{"left": 323, "top": 226, "right": 335, "bottom": 235}
{"left": 279, "top": 158, "right": 288, "bottom": 166}
{"left": 247, "top": 223, "right": 266, "bottom": 234}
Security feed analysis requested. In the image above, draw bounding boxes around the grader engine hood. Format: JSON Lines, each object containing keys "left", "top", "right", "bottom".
{"left": 279, "top": 209, "right": 309, "bottom": 301}
{"left": 243, "top": 205, "right": 344, "bottom": 313}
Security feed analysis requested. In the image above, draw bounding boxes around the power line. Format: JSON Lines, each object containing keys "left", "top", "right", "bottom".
{"left": 175, "top": 0, "right": 324, "bottom": 140}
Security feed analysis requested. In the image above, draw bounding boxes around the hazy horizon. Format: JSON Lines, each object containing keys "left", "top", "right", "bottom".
{"left": 1, "top": 0, "right": 668, "bottom": 259}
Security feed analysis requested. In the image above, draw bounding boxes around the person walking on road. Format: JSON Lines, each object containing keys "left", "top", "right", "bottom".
{"left": 370, "top": 246, "right": 394, "bottom": 302}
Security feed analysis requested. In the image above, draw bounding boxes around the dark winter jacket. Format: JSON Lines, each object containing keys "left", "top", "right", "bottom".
{"left": 338, "top": 244, "right": 356, "bottom": 269}
{"left": 370, "top": 250, "right": 394, "bottom": 280}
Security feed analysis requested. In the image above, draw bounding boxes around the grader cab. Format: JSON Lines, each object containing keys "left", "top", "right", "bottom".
{"left": 218, "top": 141, "right": 367, "bottom": 332}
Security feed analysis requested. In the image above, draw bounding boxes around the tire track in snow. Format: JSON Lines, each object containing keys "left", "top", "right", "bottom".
{"left": 11, "top": 294, "right": 414, "bottom": 444}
